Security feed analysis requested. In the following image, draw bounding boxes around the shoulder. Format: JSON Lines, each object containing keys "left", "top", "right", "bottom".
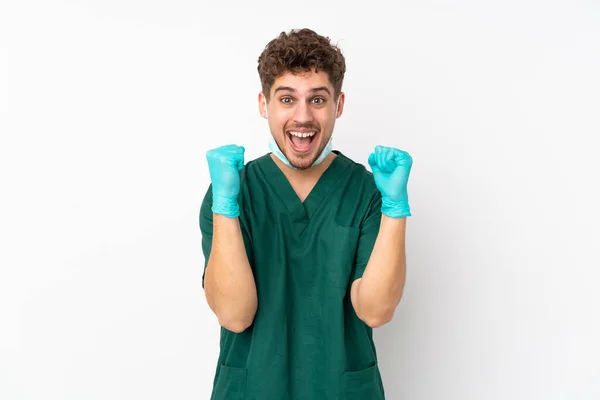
{"left": 239, "top": 152, "right": 271, "bottom": 181}
{"left": 335, "top": 151, "right": 379, "bottom": 195}
{"left": 333, "top": 151, "right": 381, "bottom": 227}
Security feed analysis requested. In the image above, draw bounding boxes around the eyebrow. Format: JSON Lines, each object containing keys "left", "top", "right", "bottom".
{"left": 273, "top": 86, "right": 332, "bottom": 96}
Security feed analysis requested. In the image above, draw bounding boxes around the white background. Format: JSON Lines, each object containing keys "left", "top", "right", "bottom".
{"left": 1, "top": 0, "right": 599, "bottom": 399}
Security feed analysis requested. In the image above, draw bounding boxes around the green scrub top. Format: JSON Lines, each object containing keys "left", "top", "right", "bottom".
{"left": 200, "top": 150, "right": 386, "bottom": 400}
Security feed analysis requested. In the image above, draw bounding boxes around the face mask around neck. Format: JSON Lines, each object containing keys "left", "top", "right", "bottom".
{"left": 268, "top": 135, "right": 333, "bottom": 169}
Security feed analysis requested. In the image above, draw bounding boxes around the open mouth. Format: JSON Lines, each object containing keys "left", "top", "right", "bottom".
{"left": 287, "top": 130, "right": 318, "bottom": 153}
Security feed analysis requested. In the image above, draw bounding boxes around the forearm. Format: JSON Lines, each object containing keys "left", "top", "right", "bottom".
{"left": 352, "top": 215, "right": 407, "bottom": 327}
{"left": 204, "top": 214, "right": 257, "bottom": 332}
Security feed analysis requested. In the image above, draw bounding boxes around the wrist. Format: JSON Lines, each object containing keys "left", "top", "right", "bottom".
{"left": 212, "top": 194, "right": 240, "bottom": 218}
{"left": 381, "top": 196, "right": 411, "bottom": 218}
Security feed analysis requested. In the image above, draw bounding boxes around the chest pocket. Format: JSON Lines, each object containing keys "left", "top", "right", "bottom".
{"left": 325, "top": 225, "right": 360, "bottom": 288}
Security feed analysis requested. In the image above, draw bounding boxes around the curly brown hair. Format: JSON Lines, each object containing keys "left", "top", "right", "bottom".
{"left": 257, "top": 28, "right": 346, "bottom": 102}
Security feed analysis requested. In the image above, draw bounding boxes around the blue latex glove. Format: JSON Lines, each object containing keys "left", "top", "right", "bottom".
{"left": 206, "top": 144, "right": 245, "bottom": 218}
{"left": 368, "top": 145, "right": 413, "bottom": 218}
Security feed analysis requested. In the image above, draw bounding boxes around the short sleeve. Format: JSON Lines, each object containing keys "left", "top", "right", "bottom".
{"left": 199, "top": 184, "right": 253, "bottom": 288}
{"left": 352, "top": 191, "right": 382, "bottom": 282}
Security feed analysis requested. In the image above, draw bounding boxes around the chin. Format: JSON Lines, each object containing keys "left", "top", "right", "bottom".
{"left": 291, "top": 151, "right": 326, "bottom": 170}
{"left": 291, "top": 159, "right": 316, "bottom": 170}
{"left": 285, "top": 142, "right": 322, "bottom": 170}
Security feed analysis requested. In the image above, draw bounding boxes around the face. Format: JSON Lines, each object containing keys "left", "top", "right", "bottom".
{"left": 259, "top": 68, "right": 345, "bottom": 170}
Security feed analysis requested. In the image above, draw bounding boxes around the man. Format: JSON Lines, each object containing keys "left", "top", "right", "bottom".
{"left": 200, "top": 28, "right": 412, "bottom": 400}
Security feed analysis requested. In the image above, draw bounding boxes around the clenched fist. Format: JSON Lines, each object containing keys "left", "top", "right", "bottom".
{"left": 368, "top": 145, "right": 413, "bottom": 218}
{"left": 206, "top": 144, "right": 245, "bottom": 218}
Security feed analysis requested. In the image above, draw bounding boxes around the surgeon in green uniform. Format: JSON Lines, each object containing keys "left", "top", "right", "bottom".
{"left": 199, "top": 28, "right": 413, "bottom": 399}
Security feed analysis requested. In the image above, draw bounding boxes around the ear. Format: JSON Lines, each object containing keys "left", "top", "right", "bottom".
{"left": 335, "top": 92, "right": 345, "bottom": 118}
{"left": 258, "top": 92, "right": 268, "bottom": 119}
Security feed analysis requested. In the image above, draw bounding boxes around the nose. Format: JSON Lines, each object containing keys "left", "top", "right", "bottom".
{"left": 292, "top": 101, "right": 314, "bottom": 123}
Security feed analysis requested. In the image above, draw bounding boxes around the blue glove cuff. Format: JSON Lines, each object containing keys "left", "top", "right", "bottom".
{"left": 211, "top": 195, "right": 240, "bottom": 218}
{"left": 381, "top": 196, "right": 411, "bottom": 218}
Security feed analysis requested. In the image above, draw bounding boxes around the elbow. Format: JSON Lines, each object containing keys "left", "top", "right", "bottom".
{"left": 354, "top": 293, "right": 402, "bottom": 328}
{"left": 217, "top": 307, "right": 256, "bottom": 333}
{"left": 353, "top": 277, "right": 404, "bottom": 329}
{"left": 207, "top": 300, "right": 257, "bottom": 333}
{"left": 361, "top": 311, "right": 393, "bottom": 328}
{"left": 218, "top": 313, "right": 255, "bottom": 333}
{"left": 356, "top": 298, "right": 398, "bottom": 328}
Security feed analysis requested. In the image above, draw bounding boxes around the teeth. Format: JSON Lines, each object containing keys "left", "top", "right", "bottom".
{"left": 289, "top": 131, "right": 316, "bottom": 138}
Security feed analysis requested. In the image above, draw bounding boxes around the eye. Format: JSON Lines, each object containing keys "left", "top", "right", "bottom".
{"left": 280, "top": 97, "right": 293, "bottom": 104}
{"left": 312, "top": 97, "right": 325, "bottom": 104}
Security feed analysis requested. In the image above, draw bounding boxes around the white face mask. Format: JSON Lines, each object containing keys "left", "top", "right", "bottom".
{"left": 265, "top": 97, "right": 339, "bottom": 169}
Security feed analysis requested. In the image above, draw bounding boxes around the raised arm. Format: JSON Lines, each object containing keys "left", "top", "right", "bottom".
{"left": 351, "top": 145, "right": 413, "bottom": 328}
{"left": 200, "top": 145, "right": 257, "bottom": 333}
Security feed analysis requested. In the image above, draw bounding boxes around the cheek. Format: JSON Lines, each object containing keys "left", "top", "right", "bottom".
{"left": 271, "top": 118, "right": 287, "bottom": 135}
{"left": 275, "top": 118, "right": 287, "bottom": 130}
{"left": 318, "top": 115, "right": 335, "bottom": 130}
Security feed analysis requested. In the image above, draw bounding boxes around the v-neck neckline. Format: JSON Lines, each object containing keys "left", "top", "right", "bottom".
{"left": 257, "top": 150, "right": 351, "bottom": 225}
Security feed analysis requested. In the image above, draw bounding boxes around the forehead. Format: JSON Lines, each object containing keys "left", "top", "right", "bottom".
{"left": 270, "top": 69, "right": 333, "bottom": 96}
